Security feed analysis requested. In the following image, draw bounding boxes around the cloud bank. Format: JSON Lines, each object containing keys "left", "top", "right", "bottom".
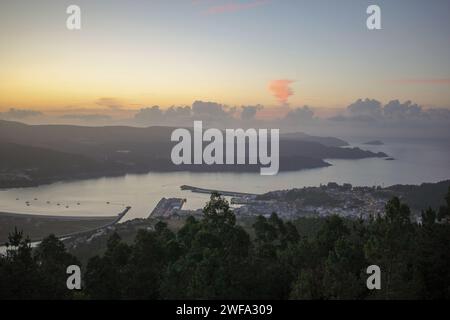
{"left": 332, "top": 98, "right": 450, "bottom": 123}
{"left": 133, "top": 101, "right": 236, "bottom": 127}
{"left": 2, "top": 98, "right": 449, "bottom": 141}
{"left": 0, "top": 108, "right": 43, "bottom": 120}
{"left": 95, "top": 97, "right": 125, "bottom": 110}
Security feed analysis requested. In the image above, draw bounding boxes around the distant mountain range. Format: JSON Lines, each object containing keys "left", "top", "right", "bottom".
{"left": 0, "top": 120, "right": 387, "bottom": 188}
{"left": 280, "top": 132, "right": 349, "bottom": 147}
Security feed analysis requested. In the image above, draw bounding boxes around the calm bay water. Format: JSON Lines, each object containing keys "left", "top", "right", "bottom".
{"left": 1, "top": 140, "right": 449, "bottom": 221}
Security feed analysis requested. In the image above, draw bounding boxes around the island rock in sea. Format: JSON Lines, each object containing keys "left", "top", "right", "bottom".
{"left": 363, "top": 140, "right": 384, "bottom": 146}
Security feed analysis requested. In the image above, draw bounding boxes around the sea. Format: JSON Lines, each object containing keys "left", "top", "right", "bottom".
{"left": 1, "top": 138, "right": 449, "bottom": 221}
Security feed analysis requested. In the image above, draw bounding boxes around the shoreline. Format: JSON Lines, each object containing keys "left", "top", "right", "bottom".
{"left": 0, "top": 211, "right": 118, "bottom": 221}
{"left": 1, "top": 157, "right": 396, "bottom": 191}
{"left": 0, "top": 166, "right": 330, "bottom": 190}
{"left": 0, "top": 207, "right": 130, "bottom": 243}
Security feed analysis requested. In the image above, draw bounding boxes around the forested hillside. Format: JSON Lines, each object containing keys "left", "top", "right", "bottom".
{"left": 1, "top": 189, "right": 449, "bottom": 300}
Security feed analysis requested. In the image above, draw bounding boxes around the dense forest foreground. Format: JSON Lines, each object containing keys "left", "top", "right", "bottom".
{"left": 1, "top": 188, "right": 449, "bottom": 300}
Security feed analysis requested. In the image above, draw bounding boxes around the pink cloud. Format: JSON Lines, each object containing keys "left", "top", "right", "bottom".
{"left": 268, "top": 79, "right": 294, "bottom": 105}
{"left": 394, "top": 78, "right": 450, "bottom": 84}
{"left": 204, "top": 0, "right": 269, "bottom": 15}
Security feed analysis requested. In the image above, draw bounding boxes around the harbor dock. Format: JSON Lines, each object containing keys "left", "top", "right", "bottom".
{"left": 180, "top": 185, "right": 258, "bottom": 198}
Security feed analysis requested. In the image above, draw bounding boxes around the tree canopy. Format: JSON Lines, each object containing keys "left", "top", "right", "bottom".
{"left": 1, "top": 188, "right": 449, "bottom": 299}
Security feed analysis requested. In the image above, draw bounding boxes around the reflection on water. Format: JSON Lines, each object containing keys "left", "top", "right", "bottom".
{"left": 1, "top": 140, "right": 449, "bottom": 221}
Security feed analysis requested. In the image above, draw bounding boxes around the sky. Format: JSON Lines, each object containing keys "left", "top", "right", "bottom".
{"left": 1, "top": 0, "right": 450, "bottom": 116}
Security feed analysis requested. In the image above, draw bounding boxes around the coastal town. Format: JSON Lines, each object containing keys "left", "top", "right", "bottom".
{"left": 150, "top": 183, "right": 392, "bottom": 221}
{"left": 6, "top": 180, "right": 437, "bottom": 252}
